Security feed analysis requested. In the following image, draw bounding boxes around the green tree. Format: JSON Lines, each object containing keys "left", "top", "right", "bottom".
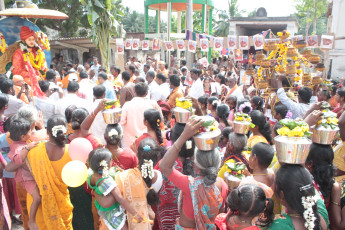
{"left": 80, "top": 0, "right": 120, "bottom": 71}
{"left": 247, "top": 9, "right": 257, "bottom": 17}
{"left": 32, "top": 0, "right": 85, "bottom": 37}
{"left": 213, "top": 0, "right": 244, "bottom": 36}
{"left": 295, "top": 0, "right": 328, "bottom": 36}
{"left": 121, "top": 8, "right": 167, "bottom": 33}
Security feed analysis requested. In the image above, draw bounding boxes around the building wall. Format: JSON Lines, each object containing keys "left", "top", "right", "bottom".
{"left": 330, "top": 0, "right": 345, "bottom": 80}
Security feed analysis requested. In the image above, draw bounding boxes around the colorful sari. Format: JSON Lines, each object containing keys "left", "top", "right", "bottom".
{"left": 26, "top": 142, "right": 73, "bottom": 230}
{"left": 0, "top": 179, "right": 11, "bottom": 230}
{"left": 178, "top": 177, "right": 223, "bottom": 229}
{"left": 341, "top": 181, "right": 345, "bottom": 208}
{"left": 115, "top": 168, "right": 154, "bottom": 230}
{"left": 155, "top": 160, "right": 183, "bottom": 230}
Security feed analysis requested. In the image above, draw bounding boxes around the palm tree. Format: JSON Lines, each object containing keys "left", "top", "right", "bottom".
{"left": 213, "top": 0, "right": 244, "bottom": 36}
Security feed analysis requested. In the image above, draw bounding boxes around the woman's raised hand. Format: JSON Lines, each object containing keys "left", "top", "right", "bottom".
{"left": 182, "top": 117, "right": 203, "bottom": 139}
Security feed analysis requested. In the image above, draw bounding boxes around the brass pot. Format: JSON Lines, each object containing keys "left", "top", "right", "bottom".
{"left": 308, "top": 54, "right": 321, "bottom": 64}
{"left": 245, "top": 68, "right": 255, "bottom": 76}
{"left": 303, "top": 49, "right": 312, "bottom": 58}
{"left": 311, "top": 76, "right": 323, "bottom": 84}
{"left": 286, "top": 64, "right": 297, "bottom": 74}
{"left": 315, "top": 63, "right": 325, "bottom": 72}
{"left": 287, "top": 47, "right": 297, "bottom": 57}
{"left": 102, "top": 108, "right": 122, "bottom": 124}
{"left": 267, "top": 41, "right": 278, "bottom": 51}
{"left": 260, "top": 59, "right": 271, "bottom": 68}
{"left": 255, "top": 51, "right": 265, "bottom": 61}
{"left": 295, "top": 40, "right": 307, "bottom": 49}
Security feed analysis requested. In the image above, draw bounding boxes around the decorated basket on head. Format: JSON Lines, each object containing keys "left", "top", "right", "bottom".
{"left": 312, "top": 102, "right": 339, "bottom": 145}
{"left": 173, "top": 98, "right": 195, "bottom": 124}
{"left": 224, "top": 162, "right": 246, "bottom": 190}
{"left": 102, "top": 100, "right": 122, "bottom": 124}
{"left": 191, "top": 115, "right": 221, "bottom": 151}
{"left": 275, "top": 119, "right": 312, "bottom": 164}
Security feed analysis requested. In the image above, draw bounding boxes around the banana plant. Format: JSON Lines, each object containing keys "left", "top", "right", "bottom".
{"left": 80, "top": 0, "right": 120, "bottom": 72}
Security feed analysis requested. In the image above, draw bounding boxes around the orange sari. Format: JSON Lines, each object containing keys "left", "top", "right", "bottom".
{"left": 115, "top": 168, "right": 154, "bottom": 230}
{"left": 26, "top": 142, "right": 73, "bottom": 230}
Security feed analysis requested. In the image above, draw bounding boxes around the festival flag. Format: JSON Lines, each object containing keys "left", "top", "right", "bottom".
{"left": 153, "top": 39, "right": 160, "bottom": 50}
{"left": 320, "top": 35, "right": 334, "bottom": 49}
{"left": 253, "top": 35, "right": 264, "bottom": 50}
{"left": 307, "top": 35, "right": 318, "bottom": 48}
{"left": 165, "top": 41, "right": 174, "bottom": 51}
{"left": 234, "top": 49, "right": 243, "bottom": 61}
{"left": 132, "top": 39, "right": 140, "bottom": 50}
{"left": 227, "top": 35, "right": 237, "bottom": 49}
{"left": 176, "top": 40, "right": 186, "bottom": 51}
{"left": 214, "top": 37, "right": 223, "bottom": 51}
{"left": 116, "top": 39, "right": 124, "bottom": 54}
{"left": 125, "top": 39, "right": 132, "bottom": 50}
{"left": 239, "top": 36, "right": 249, "bottom": 50}
{"left": 142, "top": 40, "right": 149, "bottom": 50}
{"left": 200, "top": 39, "right": 209, "bottom": 51}
{"left": 188, "top": 40, "right": 197, "bottom": 53}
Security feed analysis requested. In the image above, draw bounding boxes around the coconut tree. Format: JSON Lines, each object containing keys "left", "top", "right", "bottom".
{"left": 80, "top": 0, "right": 121, "bottom": 71}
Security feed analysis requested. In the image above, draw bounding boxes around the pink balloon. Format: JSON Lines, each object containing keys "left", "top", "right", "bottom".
{"left": 68, "top": 138, "right": 93, "bottom": 163}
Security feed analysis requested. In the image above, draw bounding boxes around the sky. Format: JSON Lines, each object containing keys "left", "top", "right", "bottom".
{"left": 122, "top": 0, "right": 297, "bottom": 17}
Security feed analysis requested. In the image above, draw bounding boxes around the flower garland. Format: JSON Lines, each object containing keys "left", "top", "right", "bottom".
{"left": 20, "top": 41, "right": 45, "bottom": 72}
{"left": 301, "top": 195, "right": 318, "bottom": 230}
{"left": 35, "top": 31, "right": 50, "bottom": 51}
{"left": 141, "top": 159, "right": 154, "bottom": 179}
{"left": 0, "top": 33, "right": 6, "bottom": 53}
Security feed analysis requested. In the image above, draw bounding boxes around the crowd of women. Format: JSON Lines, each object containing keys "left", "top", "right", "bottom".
{"left": 0, "top": 55, "right": 345, "bottom": 230}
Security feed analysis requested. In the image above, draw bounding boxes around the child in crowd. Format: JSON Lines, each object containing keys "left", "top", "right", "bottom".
{"left": 225, "top": 96, "right": 237, "bottom": 121}
{"left": 5, "top": 119, "right": 40, "bottom": 230}
{"left": 87, "top": 148, "right": 143, "bottom": 229}
{"left": 215, "top": 184, "right": 274, "bottom": 230}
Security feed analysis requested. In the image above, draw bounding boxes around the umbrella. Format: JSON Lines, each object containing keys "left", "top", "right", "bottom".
{"left": 0, "top": 8, "right": 68, "bottom": 19}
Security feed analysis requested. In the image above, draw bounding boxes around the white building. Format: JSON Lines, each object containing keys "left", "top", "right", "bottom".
{"left": 329, "top": 0, "right": 345, "bottom": 80}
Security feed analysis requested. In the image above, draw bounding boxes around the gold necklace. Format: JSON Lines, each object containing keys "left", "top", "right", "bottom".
{"left": 289, "top": 213, "right": 302, "bottom": 218}
{"left": 252, "top": 173, "right": 268, "bottom": 176}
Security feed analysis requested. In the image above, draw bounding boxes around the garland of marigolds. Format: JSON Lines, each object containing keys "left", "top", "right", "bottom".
{"left": 36, "top": 31, "right": 50, "bottom": 51}
{"left": 20, "top": 41, "right": 45, "bottom": 72}
{"left": 0, "top": 33, "right": 6, "bottom": 53}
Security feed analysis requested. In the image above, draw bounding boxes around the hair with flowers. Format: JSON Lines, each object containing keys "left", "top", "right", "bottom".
{"left": 239, "top": 102, "right": 252, "bottom": 114}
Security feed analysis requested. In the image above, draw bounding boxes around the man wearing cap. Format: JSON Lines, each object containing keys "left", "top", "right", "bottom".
{"left": 12, "top": 26, "right": 47, "bottom": 86}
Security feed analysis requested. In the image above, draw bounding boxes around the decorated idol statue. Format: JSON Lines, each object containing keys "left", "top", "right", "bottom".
{"left": 12, "top": 26, "right": 47, "bottom": 97}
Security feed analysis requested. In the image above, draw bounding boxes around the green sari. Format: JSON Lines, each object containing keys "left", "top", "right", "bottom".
{"left": 269, "top": 199, "right": 329, "bottom": 229}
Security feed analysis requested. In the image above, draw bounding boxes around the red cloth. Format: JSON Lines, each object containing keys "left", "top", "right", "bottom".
{"left": 20, "top": 26, "right": 35, "bottom": 41}
{"left": 111, "top": 148, "right": 138, "bottom": 170}
{"left": 12, "top": 48, "right": 45, "bottom": 98}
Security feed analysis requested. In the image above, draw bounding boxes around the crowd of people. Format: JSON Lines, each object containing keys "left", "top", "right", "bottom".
{"left": 0, "top": 53, "right": 345, "bottom": 230}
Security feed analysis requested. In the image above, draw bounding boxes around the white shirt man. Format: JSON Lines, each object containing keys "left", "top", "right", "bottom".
{"left": 78, "top": 71, "right": 96, "bottom": 102}
{"left": 55, "top": 82, "right": 92, "bottom": 116}
{"left": 146, "top": 71, "right": 161, "bottom": 101}
{"left": 0, "top": 79, "right": 26, "bottom": 116}
{"left": 188, "top": 77, "right": 203, "bottom": 100}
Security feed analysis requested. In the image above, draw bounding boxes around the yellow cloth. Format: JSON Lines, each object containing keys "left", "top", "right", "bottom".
{"left": 334, "top": 142, "right": 345, "bottom": 183}
{"left": 218, "top": 159, "right": 236, "bottom": 180}
{"left": 27, "top": 142, "right": 73, "bottom": 230}
{"left": 247, "top": 135, "right": 268, "bottom": 149}
{"left": 115, "top": 168, "right": 154, "bottom": 230}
